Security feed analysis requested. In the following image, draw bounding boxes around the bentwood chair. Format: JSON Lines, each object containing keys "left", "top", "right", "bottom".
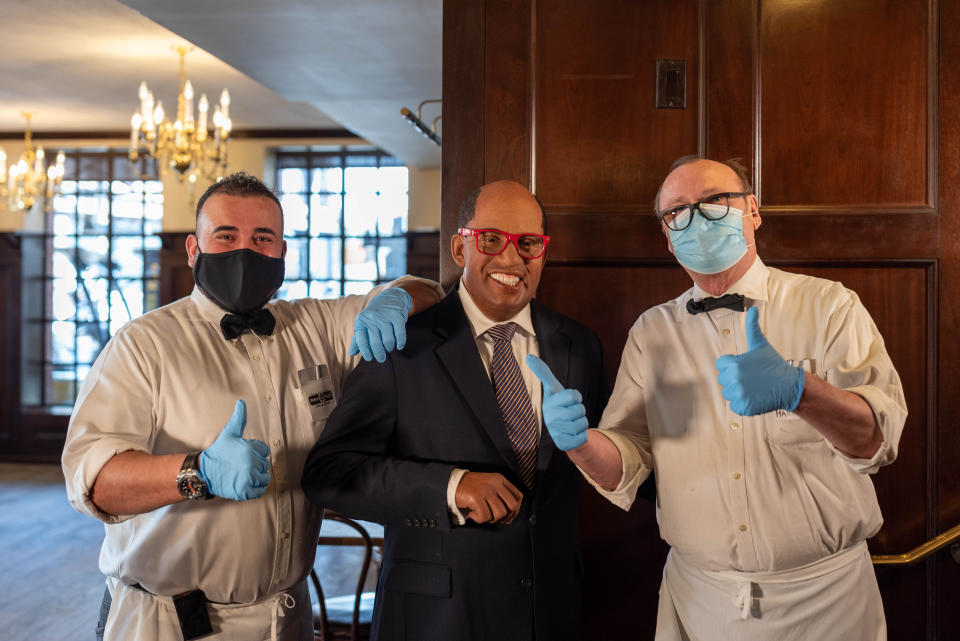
{"left": 310, "top": 511, "right": 379, "bottom": 641}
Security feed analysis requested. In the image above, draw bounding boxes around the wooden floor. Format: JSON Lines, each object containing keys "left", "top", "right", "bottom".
{"left": 0, "top": 463, "right": 378, "bottom": 641}
{"left": 0, "top": 463, "right": 105, "bottom": 641}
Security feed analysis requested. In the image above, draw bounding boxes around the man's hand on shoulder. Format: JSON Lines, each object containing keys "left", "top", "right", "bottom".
{"left": 454, "top": 472, "right": 523, "bottom": 525}
{"left": 349, "top": 288, "right": 413, "bottom": 363}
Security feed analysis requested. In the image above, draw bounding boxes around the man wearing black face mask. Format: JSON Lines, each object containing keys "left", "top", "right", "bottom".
{"left": 62, "top": 172, "right": 443, "bottom": 641}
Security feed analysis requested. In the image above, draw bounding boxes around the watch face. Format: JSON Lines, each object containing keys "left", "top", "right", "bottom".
{"left": 178, "top": 474, "right": 206, "bottom": 500}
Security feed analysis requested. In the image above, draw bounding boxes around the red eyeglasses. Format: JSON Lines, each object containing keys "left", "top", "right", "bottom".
{"left": 458, "top": 228, "right": 551, "bottom": 259}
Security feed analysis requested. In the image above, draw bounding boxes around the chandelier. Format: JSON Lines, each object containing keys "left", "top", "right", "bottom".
{"left": 129, "top": 45, "right": 232, "bottom": 182}
{"left": 0, "top": 112, "right": 66, "bottom": 213}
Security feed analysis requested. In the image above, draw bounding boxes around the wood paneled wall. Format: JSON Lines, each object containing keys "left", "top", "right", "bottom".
{"left": 442, "top": 1, "right": 956, "bottom": 638}
{"left": 159, "top": 232, "right": 193, "bottom": 307}
{"left": 0, "top": 234, "right": 22, "bottom": 454}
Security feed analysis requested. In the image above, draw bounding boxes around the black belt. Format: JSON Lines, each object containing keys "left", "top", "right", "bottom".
{"left": 129, "top": 583, "right": 229, "bottom": 605}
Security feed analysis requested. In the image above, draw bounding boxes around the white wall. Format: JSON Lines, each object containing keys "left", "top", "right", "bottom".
{"left": 407, "top": 167, "right": 441, "bottom": 231}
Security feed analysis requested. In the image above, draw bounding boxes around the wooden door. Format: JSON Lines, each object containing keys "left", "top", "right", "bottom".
{"left": 442, "top": 1, "right": 958, "bottom": 638}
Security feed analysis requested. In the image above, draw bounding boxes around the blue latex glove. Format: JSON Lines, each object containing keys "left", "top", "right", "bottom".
{"left": 199, "top": 400, "right": 272, "bottom": 500}
{"left": 526, "top": 354, "right": 589, "bottom": 451}
{"left": 349, "top": 287, "right": 413, "bottom": 363}
{"left": 714, "top": 307, "right": 805, "bottom": 415}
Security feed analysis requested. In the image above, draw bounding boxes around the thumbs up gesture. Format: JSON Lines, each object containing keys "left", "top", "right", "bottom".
{"left": 714, "top": 307, "right": 806, "bottom": 416}
{"left": 199, "top": 400, "right": 272, "bottom": 500}
{"left": 526, "top": 355, "right": 589, "bottom": 451}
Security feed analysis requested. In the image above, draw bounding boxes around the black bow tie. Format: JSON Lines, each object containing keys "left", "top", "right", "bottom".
{"left": 220, "top": 309, "right": 276, "bottom": 340}
{"left": 686, "top": 293, "right": 746, "bottom": 315}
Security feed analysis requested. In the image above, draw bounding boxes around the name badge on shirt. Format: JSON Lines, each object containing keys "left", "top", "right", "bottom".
{"left": 298, "top": 364, "right": 336, "bottom": 421}
{"left": 776, "top": 358, "right": 814, "bottom": 419}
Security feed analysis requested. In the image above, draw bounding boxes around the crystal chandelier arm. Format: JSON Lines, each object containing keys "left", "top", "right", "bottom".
{"left": 128, "top": 44, "right": 232, "bottom": 183}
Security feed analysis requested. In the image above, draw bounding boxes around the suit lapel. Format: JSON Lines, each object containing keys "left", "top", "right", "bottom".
{"left": 433, "top": 294, "right": 525, "bottom": 481}
{"left": 531, "top": 300, "right": 571, "bottom": 492}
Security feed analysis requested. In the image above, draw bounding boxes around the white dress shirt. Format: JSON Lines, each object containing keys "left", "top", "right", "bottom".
{"left": 446, "top": 281, "right": 542, "bottom": 523}
{"left": 61, "top": 277, "right": 442, "bottom": 639}
{"left": 590, "top": 257, "right": 907, "bottom": 573}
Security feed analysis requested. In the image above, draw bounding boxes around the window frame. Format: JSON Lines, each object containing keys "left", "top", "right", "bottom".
{"left": 22, "top": 148, "right": 162, "bottom": 410}
{"left": 274, "top": 146, "right": 409, "bottom": 299}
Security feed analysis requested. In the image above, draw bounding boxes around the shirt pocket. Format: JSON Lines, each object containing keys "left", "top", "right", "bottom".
{"left": 297, "top": 364, "right": 337, "bottom": 423}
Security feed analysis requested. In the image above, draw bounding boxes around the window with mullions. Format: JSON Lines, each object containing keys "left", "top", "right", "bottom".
{"left": 21, "top": 150, "right": 163, "bottom": 410}
{"left": 274, "top": 148, "right": 408, "bottom": 299}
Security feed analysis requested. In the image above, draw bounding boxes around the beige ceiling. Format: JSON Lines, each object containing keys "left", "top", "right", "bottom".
{"left": 0, "top": 0, "right": 442, "bottom": 167}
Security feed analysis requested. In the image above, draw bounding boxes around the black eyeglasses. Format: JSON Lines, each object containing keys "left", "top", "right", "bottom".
{"left": 656, "top": 191, "right": 751, "bottom": 231}
{"left": 458, "top": 228, "right": 550, "bottom": 259}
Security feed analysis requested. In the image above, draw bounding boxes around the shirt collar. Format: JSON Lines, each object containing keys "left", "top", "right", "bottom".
{"left": 191, "top": 285, "right": 228, "bottom": 325}
{"left": 457, "top": 278, "right": 536, "bottom": 339}
{"left": 190, "top": 285, "right": 281, "bottom": 338}
{"left": 691, "top": 256, "right": 769, "bottom": 304}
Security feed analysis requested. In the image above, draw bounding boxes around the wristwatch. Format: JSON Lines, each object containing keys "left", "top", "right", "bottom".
{"left": 177, "top": 451, "right": 212, "bottom": 500}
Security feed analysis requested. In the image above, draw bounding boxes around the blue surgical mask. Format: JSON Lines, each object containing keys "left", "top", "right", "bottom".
{"left": 668, "top": 203, "right": 752, "bottom": 275}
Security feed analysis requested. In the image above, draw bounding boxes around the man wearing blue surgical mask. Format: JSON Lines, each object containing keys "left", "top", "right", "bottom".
{"left": 62, "top": 172, "right": 443, "bottom": 641}
{"left": 527, "top": 157, "right": 907, "bottom": 640}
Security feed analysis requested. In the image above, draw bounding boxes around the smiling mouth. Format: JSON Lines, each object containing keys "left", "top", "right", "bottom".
{"left": 490, "top": 272, "right": 521, "bottom": 287}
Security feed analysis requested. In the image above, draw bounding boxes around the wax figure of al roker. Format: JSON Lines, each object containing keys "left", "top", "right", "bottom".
{"left": 302, "top": 180, "right": 608, "bottom": 641}
{"left": 527, "top": 157, "right": 907, "bottom": 641}
{"left": 62, "top": 172, "right": 443, "bottom": 641}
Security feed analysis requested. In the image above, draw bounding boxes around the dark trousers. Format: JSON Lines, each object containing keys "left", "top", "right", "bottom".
{"left": 96, "top": 586, "right": 111, "bottom": 641}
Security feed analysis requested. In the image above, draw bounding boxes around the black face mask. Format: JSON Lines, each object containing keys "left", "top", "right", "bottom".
{"left": 193, "top": 247, "right": 285, "bottom": 314}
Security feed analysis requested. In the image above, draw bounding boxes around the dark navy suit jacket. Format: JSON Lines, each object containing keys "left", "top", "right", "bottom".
{"left": 302, "top": 292, "right": 606, "bottom": 641}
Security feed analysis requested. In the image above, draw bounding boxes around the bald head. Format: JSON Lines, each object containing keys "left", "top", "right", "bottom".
{"left": 655, "top": 156, "right": 752, "bottom": 213}
{"left": 458, "top": 180, "right": 547, "bottom": 233}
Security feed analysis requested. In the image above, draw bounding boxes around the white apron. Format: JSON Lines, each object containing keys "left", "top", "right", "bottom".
{"left": 655, "top": 541, "right": 886, "bottom": 641}
{"left": 102, "top": 577, "right": 313, "bottom": 641}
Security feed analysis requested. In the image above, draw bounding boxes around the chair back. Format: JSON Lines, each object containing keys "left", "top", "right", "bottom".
{"left": 310, "top": 509, "right": 376, "bottom": 641}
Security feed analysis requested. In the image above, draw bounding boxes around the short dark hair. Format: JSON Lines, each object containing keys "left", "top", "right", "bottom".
{"left": 457, "top": 184, "right": 548, "bottom": 233}
{"left": 195, "top": 172, "right": 283, "bottom": 224}
{"left": 653, "top": 156, "right": 753, "bottom": 213}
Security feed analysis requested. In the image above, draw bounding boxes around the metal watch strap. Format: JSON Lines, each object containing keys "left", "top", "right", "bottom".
{"left": 177, "top": 451, "right": 212, "bottom": 500}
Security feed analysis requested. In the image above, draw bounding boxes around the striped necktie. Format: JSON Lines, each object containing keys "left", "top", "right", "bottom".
{"left": 487, "top": 322, "right": 538, "bottom": 488}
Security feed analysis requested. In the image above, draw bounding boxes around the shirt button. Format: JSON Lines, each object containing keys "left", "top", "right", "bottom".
{"left": 730, "top": 422, "right": 739, "bottom": 430}
{"left": 739, "top": 524, "right": 748, "bottom": 532}
{"left": 265, "top": 394, "right": 272, "bottom": 402}
{"left": 733, "top": 473, "right": 741, "bottom": 480}
{"left": 722, "top": 328, "right": 731, "bottom": 335}
{"left": 253, "top": 354, "right": 261, "bottom": 361}
{"left": 273, "top": 439, "right": 281, "bottom": 447}
{"left": 281, "top": 532, "right": 290, "bottom": 539}
{"left": 520, "top": 577, "right": 533, "bottom": 590}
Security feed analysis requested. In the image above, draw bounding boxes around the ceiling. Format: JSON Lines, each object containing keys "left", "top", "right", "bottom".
{"left": 0, "top": 0, "right": 442, "bottom": 167}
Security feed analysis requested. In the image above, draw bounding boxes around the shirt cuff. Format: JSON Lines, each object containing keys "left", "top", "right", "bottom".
{"left": 828, "top": 438, "right": 891, "bottom": 474}
{"left": 63, "top": 439, "right": 144, "bottom": 524}
{"left": 387, "top": 275, "right": 445, "bottom": 303}
{"left": 829, "top": 386, "right": 901, "bottom": 474}
{"left": 576, "top": 429, "right": 651, "bottom": 512}
{"left": 447, "top": 468, "right": 469, "bottom": 526}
